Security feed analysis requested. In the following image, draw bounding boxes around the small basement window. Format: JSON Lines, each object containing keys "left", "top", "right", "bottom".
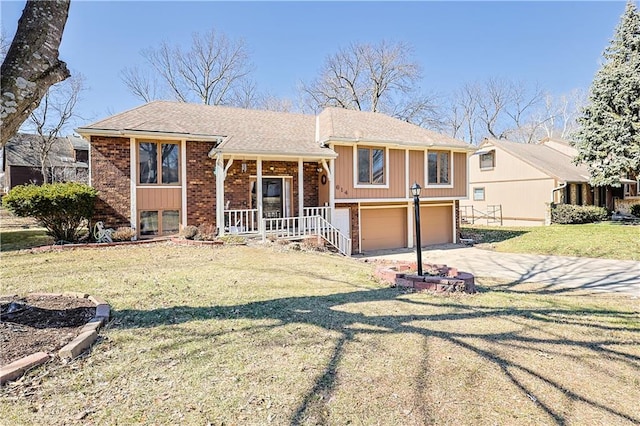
{"left": 139, "top": 210, "right": 180, "bottom": 237}
{"left": 473, "top": 187, "right": 485, "bottom": 201}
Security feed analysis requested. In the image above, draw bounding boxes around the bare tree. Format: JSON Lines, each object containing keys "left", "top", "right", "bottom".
{"left": 121, "top": 29, "right": 254, "bottom": 106}
{"left": 445, "top": 78, "right": 545, "bottom": 144}
{"left": 27, "top": 75, "right": 84, "bottom": 183}
{"left": 1, "top": 0, "right": 71, "bottom": 146}
{"left": 301, "top": 40, "right": 443, "bottom": 127}
{"left": 535, "top": 89, "right": 587, "bottom": 139}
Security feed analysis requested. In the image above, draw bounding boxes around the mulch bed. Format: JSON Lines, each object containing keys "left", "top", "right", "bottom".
{"left": 0, "top": 295, "right": 96, "bottom": 366}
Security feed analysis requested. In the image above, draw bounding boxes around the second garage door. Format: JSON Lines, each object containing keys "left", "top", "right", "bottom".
{"left": 361, "top": 207, "right": 407, "bottom": 251}
{"left": 420, "top": 205, "right": 453, "bottom": 246}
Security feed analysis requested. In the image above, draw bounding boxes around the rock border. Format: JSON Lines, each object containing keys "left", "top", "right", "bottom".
{"left": 0, "top": 292, "right": 110, "bottom": 385}
{"left": 374, "top": 260, "right": 476, "bottom": 293}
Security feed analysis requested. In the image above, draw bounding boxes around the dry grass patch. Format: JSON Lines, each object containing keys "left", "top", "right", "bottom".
{"left": 1, "top": 243, "right": 638, "bottom": 425}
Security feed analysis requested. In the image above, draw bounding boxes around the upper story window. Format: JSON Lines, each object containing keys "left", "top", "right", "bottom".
{"left": 139, "top": 142, "right": 179, "bottom": 184}
{"left": 357, "top": 147, "right": 385, "bottom": 185}
{"left": 427, "top": 151, "right": 450, "bottom": 185}
{"left": 479, "top": 151, "right": 495, "bottom": 169}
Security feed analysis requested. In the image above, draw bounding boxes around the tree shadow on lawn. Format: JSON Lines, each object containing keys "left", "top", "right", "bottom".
{"left": 114, "top": 285, "right": 640, "bottom": 425}
{"left": 460, "top": 227, "right": 530, "bottom": 244}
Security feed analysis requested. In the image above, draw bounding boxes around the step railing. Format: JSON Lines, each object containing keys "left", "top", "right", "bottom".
{"left": 303, "top": 206, "right": 331, "bottom": 223}
{"left": 261, "top": 215, "right": 351, "bottom": 256}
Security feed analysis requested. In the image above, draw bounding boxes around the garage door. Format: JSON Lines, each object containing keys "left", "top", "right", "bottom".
{"left": 420, "top": 205, "right": 453, "bottom": 246}
{"left": 361, "top": 208, "right": 407, "bottom": 251}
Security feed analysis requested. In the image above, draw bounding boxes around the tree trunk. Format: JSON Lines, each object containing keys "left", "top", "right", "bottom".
{"left": 0, "top": 0, "right": 71, "bottom": 146}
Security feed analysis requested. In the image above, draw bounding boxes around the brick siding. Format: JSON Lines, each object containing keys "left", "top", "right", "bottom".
{"left": 90, "top": 136, "right": 131, "bottom": 228}
{"left": 336, "top": 202, "right": 360, "bottom": 253}
{"left": 186, "top": 141, "right": 216, "bottom": 227}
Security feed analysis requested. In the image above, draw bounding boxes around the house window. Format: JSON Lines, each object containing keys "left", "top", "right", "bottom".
{"left": 358, "top": 147, "right": 385, "bottom": 185}
{"left": 139, "top": 209, "right": 180, "bottom": 237}
{"left": 479, "top": 151, "right": 495, "bottom": 169}
{"left": 473, "top": 187, "right": 485, "bottom": 201}
{"left": 427, "top": 151, "right": 450, "bottom": 185}
{"left": 139, "top": 142, "right": 179, "bottom": 184}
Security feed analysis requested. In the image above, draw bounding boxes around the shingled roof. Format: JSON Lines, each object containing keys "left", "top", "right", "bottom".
{"left": 3, "top": 133, "right": 88, "bottom": 168}
{"left": 482, "top": 138, "right": 591, "bottom": 182}
{"left": 78, "top": 101, "right": 473, "bottom": 156}
{"left": 318, "top": 107, "right": 471, "bottom": 149}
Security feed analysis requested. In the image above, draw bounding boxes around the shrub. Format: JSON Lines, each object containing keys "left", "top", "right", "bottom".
{"left": 551, "top": 204, "right": 608, "bottom": 224}
{"left": 179, "top": 225, "right": 198, "bottom": 240}
{"left": 111, "top": 227, "right": 136, "bottom": 242}
{"left": 2, "top": 182, "right": 98, "bottom": 242}
{"left": 630, "top": 204, "right": 640, "bottom": 217}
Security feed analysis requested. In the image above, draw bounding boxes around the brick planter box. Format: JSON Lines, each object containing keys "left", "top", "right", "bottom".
{"left": 374, "top": 261, "right": 475, "bottom": 293}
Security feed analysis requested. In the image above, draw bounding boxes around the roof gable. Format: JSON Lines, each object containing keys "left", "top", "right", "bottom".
{"left": 481, "top": 138, "right": 591, "bottom": 182}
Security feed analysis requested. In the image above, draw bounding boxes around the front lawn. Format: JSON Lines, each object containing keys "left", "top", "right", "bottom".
{"left": 1, "top": 244, "right": 638, "bottom": 425}
{"left": 462, "top": 222, "right": 640, "bottom": 260}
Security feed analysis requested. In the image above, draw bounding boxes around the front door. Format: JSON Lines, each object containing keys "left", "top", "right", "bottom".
{"left": 251, "top": 177, "right": 291, "bottom": 218}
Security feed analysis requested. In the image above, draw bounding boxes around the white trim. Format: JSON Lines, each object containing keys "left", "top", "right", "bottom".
{"left": 424, "top": 149, "right": 454, "bottom": 189}
{"left": 327, "top": 139, "right": 475, "bottom": 153}
{"left": 329, "top": 157, "right": 335, "bottom": 212}
{"left": 257, "top": 158, "right": 263, "bottom": 232}
{"left": 357, "top": 203, "right": 362, "bottom": 254}
{"left": 209, "top": 149, "right": 336, "bottom": 160}
{"left": 77, "top": 128, "right": 225, "bottom": 143}
{"left": 129, "top": 138, "right": 137, "bottom": 233}
{"left": 136, "top": 185, "right": 182, "bottom": 189}
{"left": 298, "top": 158, "right": 304, "bottom": 218}
{"left": 358, "top": 204, "right": 409, "bottom": 210}
{"left": 451, "top": 201, "right": 457, "bottom": 243}
{"left": 407, "top": 201, "right": 414, "bottom": 248}
{"left": 336, "top": 196, "right": 469, "bottom": 203}
{"left": 215, "top": 155, "right": 225, "bottom": 235}
{"left": 249, "top": 174, "right": 293, "bottom": 179}
{"left": 87, "top": 137, "right": 93, "bottom": 187}
{"left": 181, "top": 139, "right": 187, "bottom": 228}
{"left": 353, "top": 145, "right": 390, "bottom": 189}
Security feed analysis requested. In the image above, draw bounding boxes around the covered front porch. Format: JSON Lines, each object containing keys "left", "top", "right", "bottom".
{"left": 211, "top": 153, "right": 350, "bottom": 254}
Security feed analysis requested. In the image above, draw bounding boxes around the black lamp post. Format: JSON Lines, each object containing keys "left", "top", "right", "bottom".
{"left": 411, "top": 182, "right": 423, "bottom": 276}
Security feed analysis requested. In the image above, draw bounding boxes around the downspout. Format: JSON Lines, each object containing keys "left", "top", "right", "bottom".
{"left": 548, "top": 182, "right": 567, "bottom": 225}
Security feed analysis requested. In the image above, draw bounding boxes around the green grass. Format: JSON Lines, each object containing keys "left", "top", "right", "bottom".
{"left": 1, "top": 243, "right": 639, "bottom": 425}
{"left": 0, "top": 228, "right": 53, "bottom": 252}
{"left": 463, "top": 222, "right": 640, "bottom": 260}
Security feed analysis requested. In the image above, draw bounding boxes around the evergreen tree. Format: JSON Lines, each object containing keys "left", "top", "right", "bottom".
{"left": 573, "top": 1, "right": 640, "bottom": 186}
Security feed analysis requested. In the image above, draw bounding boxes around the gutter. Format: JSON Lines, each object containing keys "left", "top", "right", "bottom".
{"left": 551, "top": 182, "right": 567, "bottom": 203}
{"left": 75, "top": 128, "right": 226, "bottom": 143}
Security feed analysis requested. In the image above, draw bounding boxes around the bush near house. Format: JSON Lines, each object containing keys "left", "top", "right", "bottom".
{"left": 630, "top": 204, "right": 640, "bottom": 217}
{"left": 551, "top": 204, "right": 608, "bottom": 224}
{"left": 2, "top": 182, "right": 98, "bottom": 242}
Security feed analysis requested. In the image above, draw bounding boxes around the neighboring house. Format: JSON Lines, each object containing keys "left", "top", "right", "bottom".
{"left": 76, "top": 101, "right": 474, "bottom": 254}
{"left": 1, "top": 133, "right": 89, "bottom": 193}
{"left": 460, "top": 137, "right": 640, "bottom": 226}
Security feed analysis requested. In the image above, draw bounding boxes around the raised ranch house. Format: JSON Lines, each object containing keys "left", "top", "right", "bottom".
{"left": 76, "top": 101, "right": 474, "bottom": 254}
{"left": 460, "top": 137, "right": 640, "bottom": 226}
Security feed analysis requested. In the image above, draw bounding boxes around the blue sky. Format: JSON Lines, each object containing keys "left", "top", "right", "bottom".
{"left": 0, "top": 1, "right": 630, "bottom": 127}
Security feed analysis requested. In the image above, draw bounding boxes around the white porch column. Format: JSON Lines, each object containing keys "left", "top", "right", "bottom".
{"left": 298, "top": 158, "right": 304, "bottom": 218}
{"left": 215, "top": 155, "right": 225, "bottom": 235}
{"left": 257, "top": 158, "right": 263, "bottom": 232}
{"left": 329, "top": 158, "right": 336, "bottom": 213}
{"left": 181, "top": 139, "right": 187, "bottom": 228}
{"left": 129, "top": 138, "right": 137, "bottom": 234}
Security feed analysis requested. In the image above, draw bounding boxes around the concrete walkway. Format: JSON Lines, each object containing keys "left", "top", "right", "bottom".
{"left": 360, "top": 245, "right": 640, "bottom": 297}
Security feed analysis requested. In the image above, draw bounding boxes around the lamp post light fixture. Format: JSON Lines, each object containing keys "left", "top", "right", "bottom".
{"left": 410, "top": 182, "right": 423, "bottom": 276}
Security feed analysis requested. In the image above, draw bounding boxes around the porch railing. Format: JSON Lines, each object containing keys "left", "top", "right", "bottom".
{"left": 261, "top": 215, "right": 351, "bottom": 256}
{"left": 303, "top": 206, "right": 331, "bottom": 223}
{"left": 224, "top": 209, "right": 259, "bottom": 234}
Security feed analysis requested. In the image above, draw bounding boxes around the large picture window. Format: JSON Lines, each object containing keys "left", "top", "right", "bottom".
{"left": 139, "top": 142, "right": 179, "bottom": 184}
{"left": 427, "top": 151, "right": 450, "bottom": 185}
{"left": 358, "top": 147, "right": 385, "bottom": 185}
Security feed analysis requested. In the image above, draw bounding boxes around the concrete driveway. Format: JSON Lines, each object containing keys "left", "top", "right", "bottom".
{"left": 360, "top": 245, "right": 640, "bottom": 297}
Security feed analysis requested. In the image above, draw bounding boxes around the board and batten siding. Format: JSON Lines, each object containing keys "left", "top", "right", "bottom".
{"left": 136, "top": 187, "right": 182, "bottom": 211}
{"left": 334, "top": 145, "right": 467, "bottom": 200}
{"left": 334, "top": 145, "right": 406, "bottom": 199}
